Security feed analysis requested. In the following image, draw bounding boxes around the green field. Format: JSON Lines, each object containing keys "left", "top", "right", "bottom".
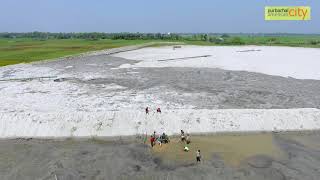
{"left": 0, "top": 38, "right": 156, "bottom": 66}
{"left": 184, "top": 35, "right": 320, "bottom": 47}
{"left": 1, "top": 35, "right": 320, "bottom": 67}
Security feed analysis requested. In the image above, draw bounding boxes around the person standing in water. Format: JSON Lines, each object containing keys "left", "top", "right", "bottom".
{"left": 196, "top": 150, "right": 201, "bottom": 162}
{"left": 180, "top": 130, "right": 185, "bottom": 142}
{"left": 150, "top": 135, "right": 155, "bottom": 147}
{"left": 186, "top": 134, "right": 191, "bottom": 144}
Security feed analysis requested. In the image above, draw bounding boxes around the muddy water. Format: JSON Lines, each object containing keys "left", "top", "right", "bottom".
{"left": 153, "top": 133, "right": 283, "bottom": 166}
{"left": 1, "top": 132, "right": 320, "bottom": 180}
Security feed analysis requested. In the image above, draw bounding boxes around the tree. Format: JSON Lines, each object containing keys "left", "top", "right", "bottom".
{"left": 230, "top": 37, "right": 245, "bottom": 45}
{"left": 221, "top": 34, "right": 230, "bottom": 38}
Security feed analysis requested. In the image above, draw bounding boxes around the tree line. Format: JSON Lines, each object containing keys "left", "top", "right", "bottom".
{"left": 0, "top": 32, "right": 231, "bottom": 42}
{"left": 0, "top": 32, "right": 238, "bottom": 44}
{"left": 2, "top": 32, "right": 317, "bottom": 46}
{"left": 0, "top": 32, "right": 251, "bottom": 46}
{"left": 0, "top": 32, "right": 183, "bottom": 40}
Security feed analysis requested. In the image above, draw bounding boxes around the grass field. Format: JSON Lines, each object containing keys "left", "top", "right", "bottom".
{"left": 184, "top": 35, "right": 320, "bottom": 47}
{"left": 0, "top": 38, "right": 157, "bottom": 66}
{"left": 1, "top": 35, "right": 320, "bottom": 67}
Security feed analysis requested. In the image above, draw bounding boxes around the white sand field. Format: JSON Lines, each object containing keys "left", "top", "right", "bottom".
{"left": 0, "top": 45, "right": 320, "bottom": 137}
{"left": 1, "top": 109, "right": 320, "bottom": 138}
{"left": 114, "top": 45, "right": 320, "bottom": 80}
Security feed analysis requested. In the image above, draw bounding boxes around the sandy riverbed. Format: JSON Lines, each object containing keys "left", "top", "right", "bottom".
{"left": 1, "top": 45, "right": 320, "bottom": 137}
{"left": 113, "top": 45, "right": 320, "bottom": 80}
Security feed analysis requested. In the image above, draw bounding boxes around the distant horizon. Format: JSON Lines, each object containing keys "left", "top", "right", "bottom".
{"left": 1, "top": 32, "right": 320, "bottom": 35}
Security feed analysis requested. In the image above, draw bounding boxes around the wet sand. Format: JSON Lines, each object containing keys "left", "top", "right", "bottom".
{"left": 1, "top": 132, "right": 320, "bottom": 180}
{"left": 152, "top": 133, "right": 283, "bottom": 166}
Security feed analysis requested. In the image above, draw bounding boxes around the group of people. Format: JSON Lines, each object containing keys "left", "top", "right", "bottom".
{"left": 144, "top": 107, "right": 201, "bottom": 162}
{"left": 180, "top": 130, "right": 201, "bottom": 162}
{"left": 146, "top": 107, "right": 165, "bottom": 148}
{"left": 145, "top": 107, "right": 161, "bottom": 114}
{"left": 150, "top": 131, "right": 170, "bottom": 147}
{"left": 149, "top": 129, "right": 201, "bottom": 163}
